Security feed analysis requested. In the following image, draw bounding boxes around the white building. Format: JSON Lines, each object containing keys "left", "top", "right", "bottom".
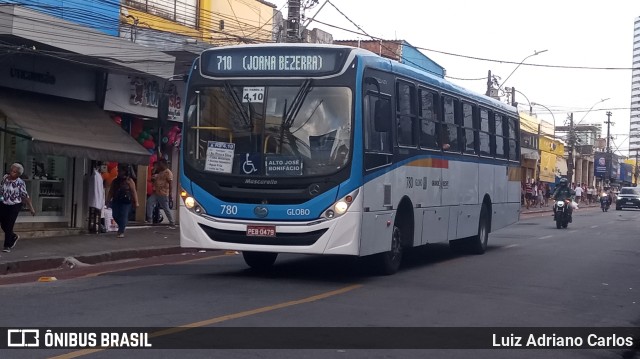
{"left": 630, "top": 16, "right": 640, "bottom": 152}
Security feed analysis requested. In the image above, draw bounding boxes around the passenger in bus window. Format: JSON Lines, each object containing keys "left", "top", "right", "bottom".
{"left": 437, "top": 124, "right": 451, "bottom": 150}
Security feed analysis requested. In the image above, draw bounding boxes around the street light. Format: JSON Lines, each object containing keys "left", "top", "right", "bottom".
{"left": 575, "top": 98, "right": 610, "bottom": 126}
{"left": 532, "top": 102, "right": 556, "bottom": 137}
{"left": 508, "top": 87, "right": 532, "bottom": 115}
{"left": 497, "top": 49, "right": 548, "bottom": 93}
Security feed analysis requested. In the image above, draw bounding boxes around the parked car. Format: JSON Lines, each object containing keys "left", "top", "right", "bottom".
{"left": 615, "top": 187, "right": 640, "bottom": 210}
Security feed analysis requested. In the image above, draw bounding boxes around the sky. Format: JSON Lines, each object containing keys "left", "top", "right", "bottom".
{"left": 290, "top": 0, "right": 640, "bottom": 156}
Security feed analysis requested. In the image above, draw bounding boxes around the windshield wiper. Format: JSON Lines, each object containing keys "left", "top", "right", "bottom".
{"left": 285, "top": 79, "right": 312, "bottom": 127}
{"left": 278, "top": 79, "right": 312, "bottom": 153}
{"left": 223, "top": 81, "right": 252, "bottom": 130}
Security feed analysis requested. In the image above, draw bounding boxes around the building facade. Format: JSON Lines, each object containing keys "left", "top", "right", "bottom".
{"left": 630, "top": 16, "right": 640, "bottom": 153}
{"left": 334, "top": 40, "right": 446, "bottom": 78}
{"left": 0, "top": 1, "right": 279, "bottom": 235}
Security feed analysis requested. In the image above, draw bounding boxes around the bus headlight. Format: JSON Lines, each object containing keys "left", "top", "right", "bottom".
{"left": 324, "top": 189, "right": 359, "bottom": 219}
{"left": 181, "top": 188, "right": 206, "bottom": 215}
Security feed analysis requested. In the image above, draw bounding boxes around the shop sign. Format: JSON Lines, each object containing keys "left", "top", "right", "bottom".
{"left": 130, "top": 77, "right": 160, "bottom": 108}
{"left": 10, "top": 67, "right": 56, "bottom": 85}
{"left": 167, "top": 82, "right": 182, "bottom": 121}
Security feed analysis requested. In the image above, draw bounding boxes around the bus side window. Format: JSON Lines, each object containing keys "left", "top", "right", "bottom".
{"left": 495, "top": 114, "right": 506, "bottom": 158}
{"left": 508, "top": 116, "right": 519, "bottom": 161}
{"left": 441, "top": 95, "right": 459, "bottom": 152}
{"left": 419, "top": 88, "right": 439, "bottom": 150}
{"left": 462, "top": 102, "right": 476, "bottom": 154}
{"left": 478, "top": 108, "right": 491, "bottom": 156}
{"left": 364, "top": 94, "right": 393, "bottom": 170}
{"left": 396, "top": 81, "right": 417, "bottom": 147}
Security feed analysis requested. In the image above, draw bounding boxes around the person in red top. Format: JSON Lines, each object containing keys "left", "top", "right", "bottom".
{"left": 524, "top": 181, "right": 533, "bottom": 209}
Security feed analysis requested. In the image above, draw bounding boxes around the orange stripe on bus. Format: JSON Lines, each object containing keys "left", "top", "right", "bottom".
{"left": 407, "top": 158, "right": 449, "bottom": 169}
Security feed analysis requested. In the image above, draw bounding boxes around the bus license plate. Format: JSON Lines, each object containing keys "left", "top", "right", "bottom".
{"left": 247, "top": 225, "right": 276, "bottom": 237}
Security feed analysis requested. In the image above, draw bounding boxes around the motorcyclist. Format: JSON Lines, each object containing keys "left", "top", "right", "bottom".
{"left": 551, "top": 178, "right": 575, "bottom": 221}
{"left": 599, "top": 189, "right": 612, "bottom": 208}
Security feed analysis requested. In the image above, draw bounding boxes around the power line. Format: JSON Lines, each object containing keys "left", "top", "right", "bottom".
{"left": 311, "top": 18, "right": 633, "bottom": 71}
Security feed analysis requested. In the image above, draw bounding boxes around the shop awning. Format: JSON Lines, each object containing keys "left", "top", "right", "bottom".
{"left": 521, "top": 147, "right": 540, "bottom": 160}
{"left": 0, "top": 88, "right": 150, "bottom": 165}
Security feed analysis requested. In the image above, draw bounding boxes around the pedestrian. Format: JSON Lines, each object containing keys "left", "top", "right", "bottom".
{"left": 537, "top": 183, "right": 545, "bottom": 208}
{"left": 524, "top": 181, "right": 533, "bottom": 209}
{"left": 145, "top": 159, "right": 175, "bottom": 228}
{"left": 1, "top": 163, "right": 35, "bottom": 252}
{"left": 574, "top": 184, "right": 583, "bottom": 204}
{"left": 106, "top": 165, "right": 138, "bottom": 238}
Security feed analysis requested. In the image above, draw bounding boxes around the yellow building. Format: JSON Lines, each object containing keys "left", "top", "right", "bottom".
{"left": 519, "top": 112, "right": 566, "bottom": 183}
{"left": 122, "top": 0, "right": 277, "bottom": 46}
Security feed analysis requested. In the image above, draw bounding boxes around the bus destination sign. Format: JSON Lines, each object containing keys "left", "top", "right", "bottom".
{"left": 201, "top": 47, "right": 350, "bottom": 77}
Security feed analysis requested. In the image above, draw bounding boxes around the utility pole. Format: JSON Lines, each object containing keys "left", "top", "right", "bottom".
{"left": 635, "top": 149, "right": 639, "bottom": 187}
{"left": 566, "top": 113, "right": 575, "bottom": 184}
{"left": 604, "top": 111, "right": 613, "bottom": 185}
{"left": 485, "top": 70, "right": 492, "bottom": 97}
{"left": 511, "top": 87, "right": 517, "bottom": 107}
{"left": 286, "top": 0, "right": 302, "bottom": 42}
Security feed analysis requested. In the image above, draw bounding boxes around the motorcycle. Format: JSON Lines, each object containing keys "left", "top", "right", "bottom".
{"left": 600, "top": 193, "right": 611, "bottom": 212}
{"left": 553, "top": 199, "right": 571, "bottom": 229}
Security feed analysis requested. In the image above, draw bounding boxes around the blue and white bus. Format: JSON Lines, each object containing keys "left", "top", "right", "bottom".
{"left": 176, "top": 43, "right": 521, "bottom": 274}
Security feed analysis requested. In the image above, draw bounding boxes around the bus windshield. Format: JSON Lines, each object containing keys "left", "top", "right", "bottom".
{"left": 185, "top": 84, "right": 352, "bottom": 177}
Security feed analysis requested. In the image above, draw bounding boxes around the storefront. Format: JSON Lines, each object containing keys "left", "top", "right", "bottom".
{"left": 104, "top": 73, "right": 185, "bottom": 222}
{"left": 0, "top": 87, "right": 152, "bottom": 227}
{"left": 0, "top": 5, "right": 176, "bottom": 232}
{"left": 521, "top": 147, "right": 539, "bottom": 183}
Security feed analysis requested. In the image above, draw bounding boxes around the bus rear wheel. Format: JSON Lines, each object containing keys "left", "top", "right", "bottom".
{"left": 242, "top": 251, "right": 278, "bottom": 270}
{"left": 372, "top": 225, "right": 403, "bottom": 275}
{"left": 468, "top": 206, "right": 489, "bottom": 254}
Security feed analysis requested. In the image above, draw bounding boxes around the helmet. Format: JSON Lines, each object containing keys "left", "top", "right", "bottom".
{"left": 559, "top": 178, "right": 568, "bottom": 186}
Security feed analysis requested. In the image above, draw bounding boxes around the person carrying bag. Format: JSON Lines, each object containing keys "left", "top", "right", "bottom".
{"left": 106, "top": 165, "right": 138, "bottom": 238}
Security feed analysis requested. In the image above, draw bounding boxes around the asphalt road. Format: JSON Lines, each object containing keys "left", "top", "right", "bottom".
{"left": 1, "top": 207, "right": 639, "bottom": 359}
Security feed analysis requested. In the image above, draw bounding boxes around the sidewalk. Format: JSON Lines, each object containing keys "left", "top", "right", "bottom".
{"left": 0, "top": 225, "right": 188, "bottom": 275}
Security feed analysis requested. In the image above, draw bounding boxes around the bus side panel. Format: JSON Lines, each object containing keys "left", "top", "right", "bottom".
{"left": 478, "top": 162, "right": 495, "bottom": 202}
{"left": 420, "top": 207, "right": 448, "bottom": 244}
{"left": 360, "top": 210, "right": 394, "bottom": 256}
{"left": 455, "top": 204, "right": 482, "bottom": 238}
{"left": 441, "top": 157, "right": 478, "bottom": 206}
{"left": 493, "top": 164, "right": 507, "bottom": 203}
{"left": 360, "top": 163, "right": 399, "bottom": 256}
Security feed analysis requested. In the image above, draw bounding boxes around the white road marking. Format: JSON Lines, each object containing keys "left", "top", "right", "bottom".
{"left": 538, "top": 235, "right": 553, "bottom": 239}
{"left": 590, "top": 225, "right": 599, "bottom": 228}
{"left": 503, "top": 244, "right": 519, "bottom": 249}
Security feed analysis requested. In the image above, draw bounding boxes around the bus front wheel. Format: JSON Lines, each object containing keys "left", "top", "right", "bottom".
{"left": 372, "top": 225, "right": 403, "bottom": 275}
{"left": 242, "top": 251, "right": 278, "bottom": 270}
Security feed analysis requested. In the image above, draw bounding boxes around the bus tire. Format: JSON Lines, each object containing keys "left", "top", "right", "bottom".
{"left": 373, "top": 224, "right": 403, "bottom": 275}
{"left": 242, "top": 251, "right": 278, "bottom": 270}
{"left": 468, "top": 205, "right": 489, "bottom": 254}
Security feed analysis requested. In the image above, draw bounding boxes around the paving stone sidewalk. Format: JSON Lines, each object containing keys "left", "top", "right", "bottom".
{"left": 0, "top": 226, "right": 186, "bottom": 275}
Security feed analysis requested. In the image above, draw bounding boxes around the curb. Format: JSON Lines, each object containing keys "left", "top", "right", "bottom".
{"left": 0, "top": 246, "right": 192, "bottom": 275}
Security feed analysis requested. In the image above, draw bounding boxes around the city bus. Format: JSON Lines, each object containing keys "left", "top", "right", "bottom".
{"left": 175, "top": 43, "right": 521, "bottom": 274}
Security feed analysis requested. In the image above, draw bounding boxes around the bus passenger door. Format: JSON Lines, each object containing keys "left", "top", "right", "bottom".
{"left": 360, "top": 90, "right": 395, "bottom": 255}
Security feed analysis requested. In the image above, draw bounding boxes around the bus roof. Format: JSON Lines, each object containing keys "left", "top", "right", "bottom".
{"left": 199, "top": 43, "right": 516, "bottom": 115}
{"left": 355, "top": 50, "right": 517, "bottom": 115}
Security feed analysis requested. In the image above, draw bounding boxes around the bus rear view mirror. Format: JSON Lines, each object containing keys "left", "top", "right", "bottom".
{"left": 374, "top": 100, "right": 391, "bottom": 132}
